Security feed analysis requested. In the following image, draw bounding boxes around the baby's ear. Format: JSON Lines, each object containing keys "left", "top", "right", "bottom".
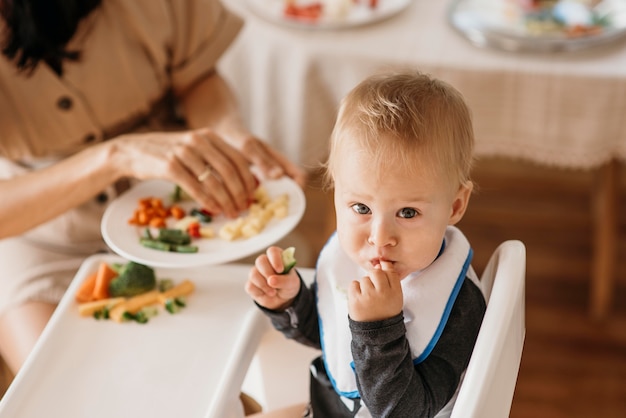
{"left": 448, "top": 181, "right": 473, "bottom": 225}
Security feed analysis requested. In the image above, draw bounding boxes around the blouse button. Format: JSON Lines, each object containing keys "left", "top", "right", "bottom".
{"left": 83, "top": 133, "right": 97, "bottom": 143}
{"left": 95, "top": 192, "right": 109, "bottom": 204}
{"left": 56, "top": 96, "right": 73, "bottom": 110}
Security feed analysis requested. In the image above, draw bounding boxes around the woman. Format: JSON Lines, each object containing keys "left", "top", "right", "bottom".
{"left": 0, "top": 0, "right": 305, "bottom": 375}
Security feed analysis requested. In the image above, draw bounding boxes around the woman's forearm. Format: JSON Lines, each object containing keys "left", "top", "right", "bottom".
{"left": 180, "top": 70, "right": 251, "bottom": 146}
{"left": 0, "top": 141, "right": 121, "bottom": 239}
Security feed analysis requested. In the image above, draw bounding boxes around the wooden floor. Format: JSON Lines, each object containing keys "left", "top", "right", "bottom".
{"left": 458, "top": 158, "right": 626, "bottom": 418}
{"left": 2, "top": 157, "right": 626, "bottom": 416}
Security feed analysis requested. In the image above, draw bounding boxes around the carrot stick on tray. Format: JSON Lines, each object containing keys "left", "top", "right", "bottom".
{"left": 75, "top": 272, "right": 98, "bottom": 303}
{"left": 92, "top": 262, "right": 118, "bottom": 301}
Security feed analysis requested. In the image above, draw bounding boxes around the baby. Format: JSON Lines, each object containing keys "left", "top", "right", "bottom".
{"left": 245, "top": 70, "right": 486, "bottom": 418}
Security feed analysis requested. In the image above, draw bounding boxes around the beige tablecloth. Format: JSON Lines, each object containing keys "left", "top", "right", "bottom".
{"left": 219, "top": 0, "right": 626, "bottom": 170}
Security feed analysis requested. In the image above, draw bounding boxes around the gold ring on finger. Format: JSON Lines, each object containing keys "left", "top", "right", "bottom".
{"left": 197, "top": 165, "right": 213, "bottom": 182}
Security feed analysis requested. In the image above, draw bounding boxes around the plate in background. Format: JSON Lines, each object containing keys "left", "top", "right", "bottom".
{"left": 246, "top": 0, "right": 411, "bottom": 30}
{"left": 449, "top": 0, "right": 626, "bottom": 52}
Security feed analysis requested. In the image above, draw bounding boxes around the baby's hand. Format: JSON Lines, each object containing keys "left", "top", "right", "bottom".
{"left": 348, "top": 261, "right": 403, "bottom": 322}
{"left": 245, "top": 246, "right": 301, "bottom": 311}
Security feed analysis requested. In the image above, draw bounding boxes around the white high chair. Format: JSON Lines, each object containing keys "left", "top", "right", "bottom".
{"left": 450, "top": 240, "right": 527, "bottom": 418}
{"left": 244, "top": 240, "right": 526, "bottom": 416}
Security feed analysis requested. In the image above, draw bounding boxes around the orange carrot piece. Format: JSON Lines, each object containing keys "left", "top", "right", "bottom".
{"left": 92, "top": 262, "right": 119, "bottom": 301}
{"left": 75, "top": 272, "right": 98, "bottom": 303}
{"left": 150, "top": 217, "right": 166, "bottom": 228}
{"left": 170, "top": 205, "right": 185, "bottom": 219}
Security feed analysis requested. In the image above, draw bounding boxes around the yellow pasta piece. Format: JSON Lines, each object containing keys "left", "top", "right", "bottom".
{"left": 219, "top": 224, "right": 240, "bottom": 241}
{"left": 241, "top": 223, "right": 261, "bottom": 238}
{"left": 199, "top": 226, "right": 215, "bottom": 239}
{"left": 273, "top": 204, "right": 288, "bottom": 219}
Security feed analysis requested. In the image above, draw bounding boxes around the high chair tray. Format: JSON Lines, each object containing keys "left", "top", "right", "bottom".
{"left": 0, "top": 255, "right": 268, "bottom": 418}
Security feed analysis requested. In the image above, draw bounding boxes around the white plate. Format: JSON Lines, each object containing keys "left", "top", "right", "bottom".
{"left": 246, "top": 0, "right": 411, "bottom": 30}
{"left": 0, "top": 255, "right": 269, "bottom": 418}
{"left": 449, "top": 0, "right": 626, "bottom": 52}
{"left": 101, "top": 177, "right": 306, "bottom": 268}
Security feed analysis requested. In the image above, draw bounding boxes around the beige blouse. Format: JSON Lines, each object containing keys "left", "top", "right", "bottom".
{"left": 0, "top": 0, "right": 243, "bottom": 162}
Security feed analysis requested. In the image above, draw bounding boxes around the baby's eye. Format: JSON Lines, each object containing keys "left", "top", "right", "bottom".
{"left": 351, "top": 203, "right": 371, "bottom": 215}
{"left": 398, "top": 207, "right": 418, "bottom": 219}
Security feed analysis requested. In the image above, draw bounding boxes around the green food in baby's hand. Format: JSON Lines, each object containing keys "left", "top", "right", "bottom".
{"left": 281, "top": 247, "right": 297, "bottom": 274}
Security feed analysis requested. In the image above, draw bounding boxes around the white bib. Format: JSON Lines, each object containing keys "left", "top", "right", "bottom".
{"left": 316, "top": 225, "right": 480, "bottom": 400}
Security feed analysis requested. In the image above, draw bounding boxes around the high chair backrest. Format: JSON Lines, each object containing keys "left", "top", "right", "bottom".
{"left": 450, "top": 240, "right": 526, "bottom": 418}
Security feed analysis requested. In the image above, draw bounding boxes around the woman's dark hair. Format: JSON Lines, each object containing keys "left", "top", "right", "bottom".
{"left": 0, "top": 0, "right": 101, "bottom": 75}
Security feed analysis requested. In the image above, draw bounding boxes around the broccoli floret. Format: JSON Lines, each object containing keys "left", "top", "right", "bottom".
{"left": 108, "top": 261, "right": 156, "bottom": 297}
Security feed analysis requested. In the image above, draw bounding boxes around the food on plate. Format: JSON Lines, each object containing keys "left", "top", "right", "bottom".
{"left": 129, "top": 181, "right": 290, "bottom": 253}
{"left": 170, "top": 184, "right": 191, "bottom": 203}
{"left": 219, "top": 186, "right": 290, "bottom": 241}
{"left": 108, "top": 261, "right": 157, "bottom": 298}
{"left": 75, "top": 261, "right": 196, "bottom": 323}
{"left": 511, "top": 0, "right": 610, "bottom": 37}
{"left": 281, "top": 246, "right": 297, "bottom": 274}
{"left": 283, "top": 0, "right": 381, "bottom": 22}
{"left": 284, "top": 1, "right": 323, "bottom": 21}
{"left": 128, "top": 196, "right": 186, "bottom": 228}
{"left": 140, "top": 227, "right": 199, "bottom": 253}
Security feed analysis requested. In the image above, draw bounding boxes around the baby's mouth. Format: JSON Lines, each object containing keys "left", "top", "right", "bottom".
{"left": 370, "top": 258, "right": 394, "bottom": 269}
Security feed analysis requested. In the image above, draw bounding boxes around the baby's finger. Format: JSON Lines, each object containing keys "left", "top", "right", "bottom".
{"left": 266, "top": 246, "right": 286, "bottom": 273}
{"left": 348, "top": 279, "right": 362, "bottom": 298}
{"left": 368, "top": 268, "right": 392, "bottom": 290}
{"left": 380, "top": 261, "right": 401, "bottom": 287}
{"left": 267, "top": 273, "right": 298, "bottom": 293}
{"left": 255, "top": 253, "right": 278, "bottom": 277}
{"left": 247, "top": 267, "right": 276, "bottom": 297}
{"left": 244, "top": 277, "right": 270, "bottom": 299}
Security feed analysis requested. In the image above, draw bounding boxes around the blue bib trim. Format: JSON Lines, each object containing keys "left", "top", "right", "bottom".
{"left": 414, "top": 248, "right": 473, "bottom": 364}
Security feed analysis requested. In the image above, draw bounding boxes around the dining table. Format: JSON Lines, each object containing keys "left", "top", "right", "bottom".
{"left": 218, "top": 0, "right": 626, "bottom": 319}
{"left": 0, "top": 255, "right": 274, "bottom": 418}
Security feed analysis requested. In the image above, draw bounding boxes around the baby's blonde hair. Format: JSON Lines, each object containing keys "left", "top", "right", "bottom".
{"left": 324, "top": 70, "right": 474, "bottom": 189}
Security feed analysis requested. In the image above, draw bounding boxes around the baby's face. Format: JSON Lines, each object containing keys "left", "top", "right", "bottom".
{"left": 333, "top": 144, "right": 468, "bottom": 280}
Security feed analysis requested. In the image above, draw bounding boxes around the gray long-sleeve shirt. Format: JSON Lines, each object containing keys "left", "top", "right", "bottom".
{"left": 259, "top": 274, "right": 486, "bottom": 418}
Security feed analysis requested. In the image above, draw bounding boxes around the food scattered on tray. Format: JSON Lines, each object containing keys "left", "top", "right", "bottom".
{"left": 75, "top": 260, "right": 195, "bottom": 323}
{"left": 509, "top": 0, "right": 611, "bottom": 37}
{"left": 127, "top": 184, "right": 290, "bottom": 253}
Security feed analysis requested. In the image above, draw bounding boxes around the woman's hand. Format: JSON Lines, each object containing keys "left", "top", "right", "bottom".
{"left": 238, "top": 135, "right": 307, "bottom": 189}
{"left": 112, "top": 128, "right": 257, "bottom": 218}
{"left": 178, "top": 70, "right": 307, "bottom": 189}
{"left": 245, "top": 246, "right": 301, "bottom": 311}
{"left": 348, "top": 261, "right": 403, "bottom": 322}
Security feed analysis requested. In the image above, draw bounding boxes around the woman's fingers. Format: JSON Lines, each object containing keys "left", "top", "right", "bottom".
{"left": 173, "top": 130, "right": 255, "bottom": 217}
{"left": 207, "top": 132, "right": 257, "bottom": 195}
{"left": 241, "top": 137, "right": 307, "bottom": 188}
